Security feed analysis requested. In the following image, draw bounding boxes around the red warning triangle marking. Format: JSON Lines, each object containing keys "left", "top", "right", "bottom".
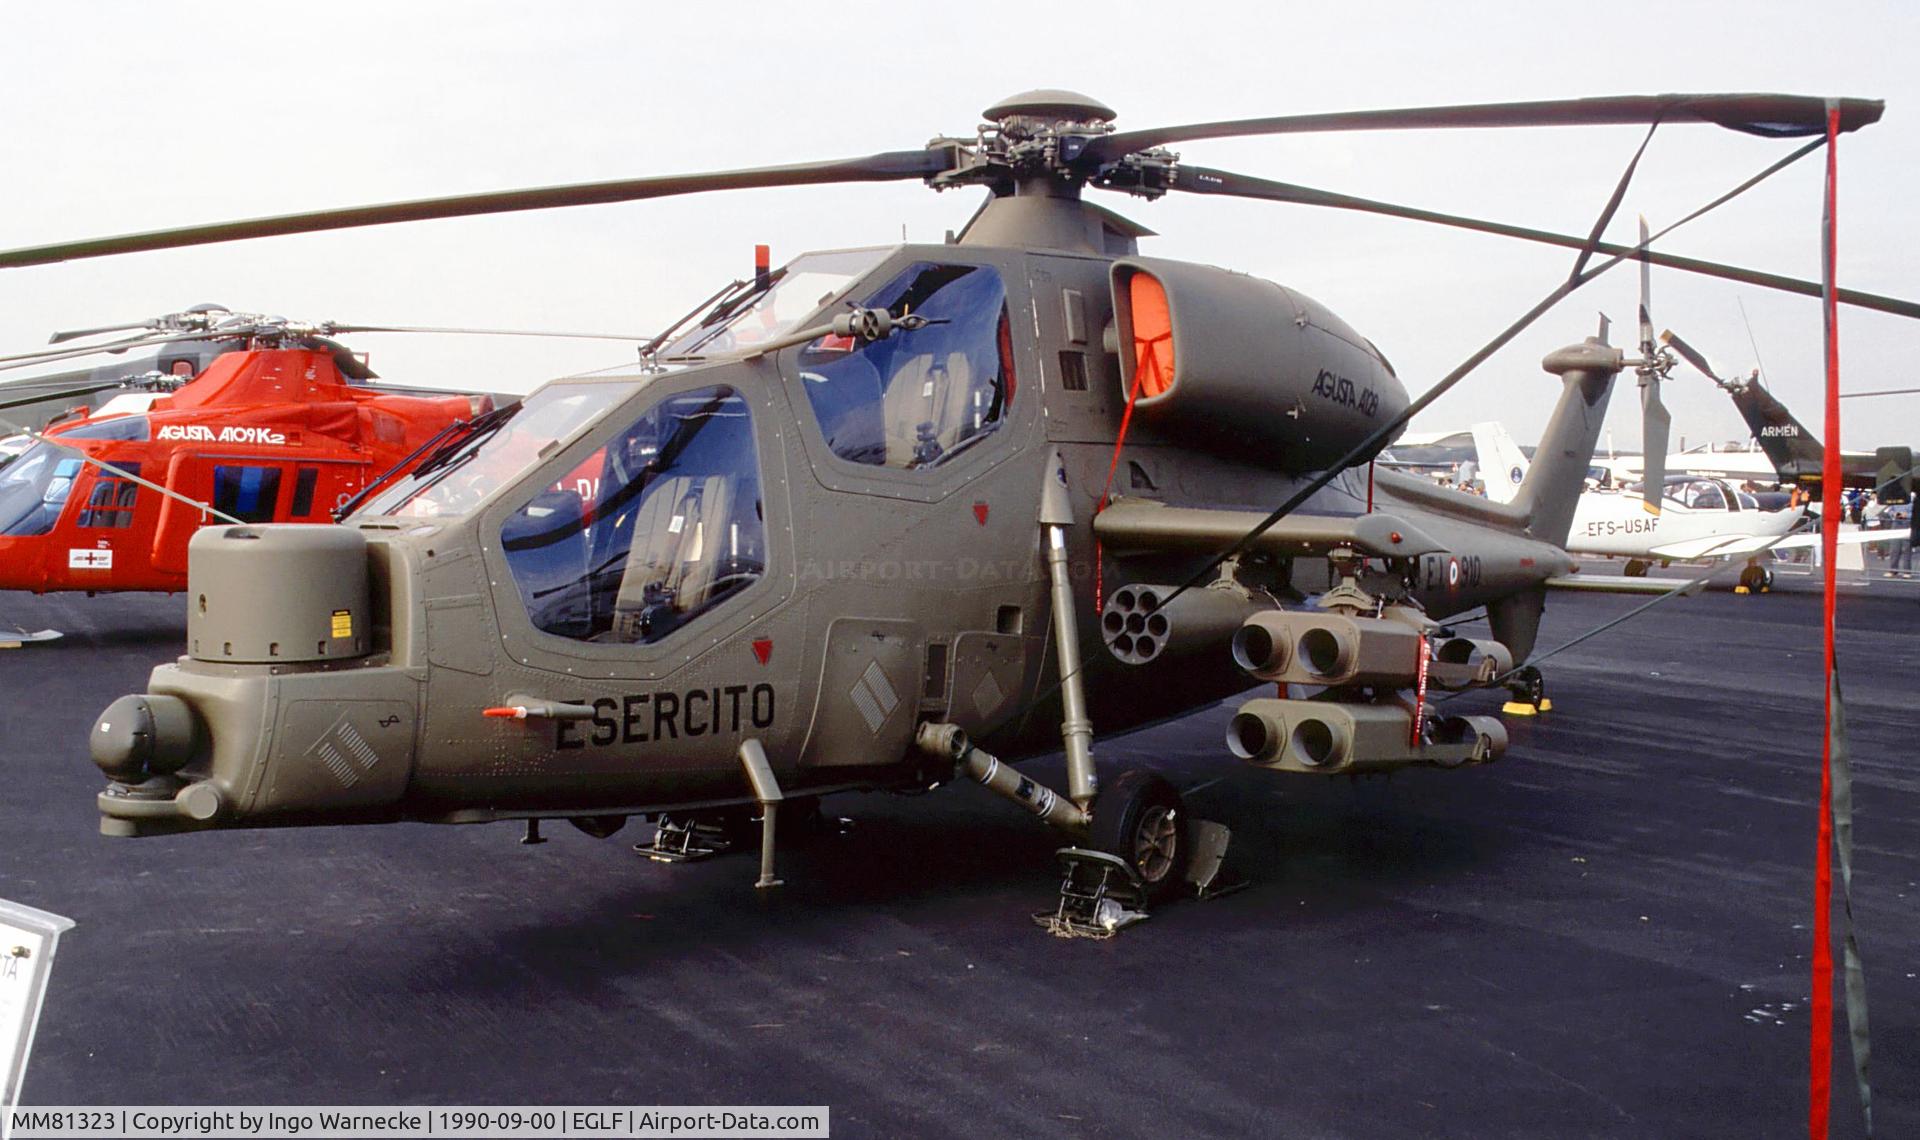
{"left": 972, "top": 502, "right": 989, "bottom": 526}
{"left": 751, "top": 638, "right": 772, "bottom": 665}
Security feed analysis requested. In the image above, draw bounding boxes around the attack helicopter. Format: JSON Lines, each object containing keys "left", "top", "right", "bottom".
{"left": 13, "top": 89, "right": 1914, "bottom": 910}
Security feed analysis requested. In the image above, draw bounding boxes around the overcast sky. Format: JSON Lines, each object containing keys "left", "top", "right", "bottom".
{"left": 3, "top": 0, "right": 1915, "bottom": 451}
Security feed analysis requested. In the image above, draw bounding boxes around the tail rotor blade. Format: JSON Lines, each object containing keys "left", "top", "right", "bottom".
{"left": 1660, "top": 330, "right": 1720, "bottom": 380}
{"left": 1637, "top": 216, "right": 1656, "bottom": 356}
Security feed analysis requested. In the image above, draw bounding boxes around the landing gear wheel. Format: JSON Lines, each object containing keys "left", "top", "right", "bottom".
{"left": 1623, "top": 559, "right": 1650, "bottom": 578}
{"left": 1088, "top": 770, "right": 1190, "bottom": 904}
{"left": 1739, "top": 564, "right": 1773, "bottom": 593}
{"left": 1502, "top": 664, "right": 1549, "bottom": 715}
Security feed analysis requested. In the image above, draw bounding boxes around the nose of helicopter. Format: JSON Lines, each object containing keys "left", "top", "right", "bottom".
{"left": 91, "top": 692, "right": 227, "bottom": 834}
{"left": 92, "top": 522, "right": 427, "bottom": 837}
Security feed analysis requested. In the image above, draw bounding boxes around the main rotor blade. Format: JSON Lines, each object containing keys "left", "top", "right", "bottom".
{"left": 0, "top": 331, "right": 169, "bottom": 368}
{"left": 1164, "top": 165, "right": 1920, "bottom": 321}
{"left": 0, "top": 381, "right": 124, "bottom": 415}
{"left": 0, "top": 330, "right": 232, "bottom": 373}
{"left": 0, "top": 149, "right": 956, "bottom": 270}
{"left": 48, "top": 319, "right": 159, "bottom": 345}
{"left": 325, "top": 322, "right": 653, "bottom": 342}
{"left": 1080, "top": 93, "right": 1884, "bottom": 165}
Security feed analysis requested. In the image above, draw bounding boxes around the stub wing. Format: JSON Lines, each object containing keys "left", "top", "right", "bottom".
{"left": 1093, "top": 499, "right": 1446, "bottom": 559}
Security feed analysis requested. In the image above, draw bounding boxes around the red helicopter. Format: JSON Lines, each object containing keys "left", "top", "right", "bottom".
{"left": 0, "top": 317, "right": 490, "bottom": 593}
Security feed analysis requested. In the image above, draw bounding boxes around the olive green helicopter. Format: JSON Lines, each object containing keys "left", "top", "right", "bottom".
{"left": 8, "top": 89, "right": 1911, "bottom": 925}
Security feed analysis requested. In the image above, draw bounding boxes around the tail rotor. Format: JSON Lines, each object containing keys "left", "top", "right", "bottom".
{"left": 1634, "top": 216, "right": 1672, "bottom": 514}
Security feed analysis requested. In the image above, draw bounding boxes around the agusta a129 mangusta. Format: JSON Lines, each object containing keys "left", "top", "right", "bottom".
{"left": 7, "top": 89, "right": 1910, "bottom": 914}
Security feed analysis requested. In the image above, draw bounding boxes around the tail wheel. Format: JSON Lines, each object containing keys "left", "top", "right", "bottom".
{"left": 1088, "top": 770, "right": 1191, "bottom": 903}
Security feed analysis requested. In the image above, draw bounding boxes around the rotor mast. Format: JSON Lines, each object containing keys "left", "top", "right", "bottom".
{"left": 943, "top": 89, "right": 1160, "bottom": 255}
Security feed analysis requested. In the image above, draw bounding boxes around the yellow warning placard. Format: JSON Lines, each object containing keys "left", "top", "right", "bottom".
{"left": 330, "top": 609, "right": 353, "bottom": 639}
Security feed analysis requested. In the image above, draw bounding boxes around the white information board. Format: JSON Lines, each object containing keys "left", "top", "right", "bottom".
{"left": 0, "top": 900, "right": 73, "bottom": 1140}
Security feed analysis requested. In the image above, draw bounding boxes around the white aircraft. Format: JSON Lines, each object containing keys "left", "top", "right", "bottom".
{"left": 1470, "top": 422, "right": 1870, "bottom": 592}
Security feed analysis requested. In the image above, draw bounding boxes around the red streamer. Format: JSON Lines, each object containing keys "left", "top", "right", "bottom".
{"left": 1810, "top": 103, "right": 1842, "bottom": 1140}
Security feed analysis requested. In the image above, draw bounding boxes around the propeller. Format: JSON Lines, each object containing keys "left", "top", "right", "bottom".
{"left": 1635, "top": 217, "right": 1671, "bottom": 514}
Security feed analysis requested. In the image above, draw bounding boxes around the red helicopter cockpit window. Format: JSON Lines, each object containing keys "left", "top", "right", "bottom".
{"left": 499, "top": 385, "right": 764, "bottom": 645}
{"left": 361, "top": 381, "right": 640, "bottom": 519}
{"left": 78, "top": 464, "right": 141, "bottom": 529}
{"left": 795, "top": 262, "right": 1014, "bottom": 469}
{"left": 0, "top": 415, "right": 154, "bottom": 534}
{"left": 0, "top": 450, "right": 83, "bottom": 537}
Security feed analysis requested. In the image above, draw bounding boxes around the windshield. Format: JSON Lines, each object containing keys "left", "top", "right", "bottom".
{"left": 53, "top": 414, "right": 151, "bottom": 442}
{"left": 361, "top": 381, "right": 640, "bottom": 518}
{"left": 0, "top": 444, "right": 83, "bottom": 536}
{"left": 660, "top": 248, "right": 890, "bottom": 360}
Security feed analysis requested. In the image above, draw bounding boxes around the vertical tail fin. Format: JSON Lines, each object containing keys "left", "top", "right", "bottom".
{"left": 1469, "top": 421, "right": 1531, "bottom": 506}
{"left": 1510, "top": 339, "right": 1625, "bottom": 548}
{"left": 1728, "top": 374, "right": 1825, "bottom": 483}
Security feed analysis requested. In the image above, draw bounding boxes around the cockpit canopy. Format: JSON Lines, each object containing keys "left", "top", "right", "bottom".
{"left": 1619, "top": 474, "right": 1761, "bottom": 511}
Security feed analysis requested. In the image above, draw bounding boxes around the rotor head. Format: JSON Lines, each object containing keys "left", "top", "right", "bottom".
{"left": 981, "top": 89, "right": 1117, "bottom": 136}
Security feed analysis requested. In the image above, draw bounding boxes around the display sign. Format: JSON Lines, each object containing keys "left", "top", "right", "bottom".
{"left": 1, "top": 900, "right": 73, "bottom": 1140}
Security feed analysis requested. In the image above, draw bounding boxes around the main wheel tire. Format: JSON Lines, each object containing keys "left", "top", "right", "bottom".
{"left": 1088, "top": 770, "right": 1191, "bottom": 904}
{"left": 1508, "top": 664, "right": 1546, "bottom": 706}
{"left": 1623, "top": 559, "right": 1650, "bottom": 578}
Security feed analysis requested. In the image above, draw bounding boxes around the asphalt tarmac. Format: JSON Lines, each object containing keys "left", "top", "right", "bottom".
{"left": 2, "top": 585, "right": 1915, "bottom": 1139}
